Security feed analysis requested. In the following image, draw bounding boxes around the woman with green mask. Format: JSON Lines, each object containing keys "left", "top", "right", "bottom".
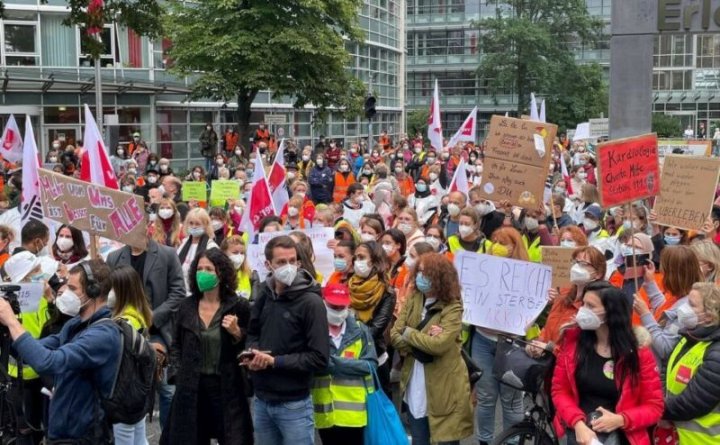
{"left": 161, "top": 248, "right": 253, "bottom": 444}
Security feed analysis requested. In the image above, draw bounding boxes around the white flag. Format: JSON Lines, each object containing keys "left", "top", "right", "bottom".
{"left": 427, "top": 79, "right": 443, "bottom": 151}
{"left": 20, "top": 116, "right": 43, "bottom": 224}
{"left": 80, "top": 104, "right": 119, "bottom": 189}
{"left": 530, "top": 93, "right": 540, "bottom": 121}
{"left": 268, "top": 139, "right": 290, "bottom": 214}
{"left": 540, "top": 100, "right": 546, "bottom": 123}
{"left": 0, "top": 115, "right": 23, "bottom": 163}
{"left": 448, "top": 107, "right": 478, "bottom": 148}
{"left": 449, "top": 159, "right": 470, "bottom": 196}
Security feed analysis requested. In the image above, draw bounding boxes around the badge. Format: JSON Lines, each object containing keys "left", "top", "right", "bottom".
{"left": 343, "top": 350, "right": 356, "bottom": 359}
{"left": 676, "top": 365, "right": 693, "bottom": 385}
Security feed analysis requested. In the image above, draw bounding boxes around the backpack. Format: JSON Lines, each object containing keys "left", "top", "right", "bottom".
{"left": 93, "top": 317, "right": 157, "bottom": 425}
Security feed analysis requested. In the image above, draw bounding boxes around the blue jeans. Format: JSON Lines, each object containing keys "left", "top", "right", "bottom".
{"left": 113, "top": 419, "right": 148, "bottom": 445}
{"left": 407, "top": 413, "right": 459, "bottom": 445}
{"left": 253, "top": 396, "right": 315, "bottom": 445}
{"left": 157, "top": 368, "right": 175, "bottom": 430}
{"left": 471, "top": 332, "right": 524, "bottom": 443}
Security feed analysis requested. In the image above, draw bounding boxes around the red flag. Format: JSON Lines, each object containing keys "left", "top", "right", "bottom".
{"left": 448, "top": 107, "right": 477, "bottom": 148}
{"left": 427, "top": 79, "right": 443, "bottom": 151}
{"left": 449, "top": 159, "right": 469, "bottom": 196}
{"left": 268, "top": 140, "right": 289, "bottom": 214}
{"left": 80, "top": 104, "right": 119, "bottom": 189}
{"left": 239, "top": 149, "right": 276, "bottom": 239}
{"left": 0, "top": 115, "right": 23, "bottom": 163}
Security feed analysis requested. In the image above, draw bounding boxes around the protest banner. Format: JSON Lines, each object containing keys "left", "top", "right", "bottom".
{"left": 181, "top": 181, "right": 207, "bottom": 202}
{"left": 541, "top": 247, "right": 575, "bottom": 289}
{"left": 13, "top": 283, "right": 44, "bottom": 313}
{"left": 653, "top": 155, "right": 720, "bottom": 231}
{"left": 209, "top": 180, "right": 241, "bottom": 202}
{"left": 36, "top": 168, "right": 148, "bottom": 250}
{"left": 658, "top": 139, "right": 712, "bottom": 157}
{"left": 589, "top": 118, "right": 609, "bottom": 139}
{"left": 246, "top": 227, "right": 334, "bottom": 284}
{"left": 454, "top": 250, "right": 552, "bottom": 336}
{"left": 596, "top": 133, "right": 660, "bottom": 208}
{"left": 480, "top": 115, "right": 557, "bottom": 207}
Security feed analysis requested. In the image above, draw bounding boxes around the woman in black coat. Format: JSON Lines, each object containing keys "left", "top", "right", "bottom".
{"left": 161, "top": 248, "right": 253, "bottom": 445}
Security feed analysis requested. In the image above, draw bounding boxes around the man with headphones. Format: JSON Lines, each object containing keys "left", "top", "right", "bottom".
{"left": 0, "top": 259, "right": 121, "bottom": 444}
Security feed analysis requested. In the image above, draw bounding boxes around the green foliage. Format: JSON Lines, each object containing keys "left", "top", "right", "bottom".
{"left": 406, "top": 109, "right": 430, "bottom": 138}
{"left": 545, "top": 63, "right": 608, "bottom": 133}
{"left": 163, "top": 0, "right": 367, "bottom": 142}
{"left": 475, "top": 0, "right": 604, "bottom": 117}
{"left": 652, "top": 113, "right": 683, "bottom": 138}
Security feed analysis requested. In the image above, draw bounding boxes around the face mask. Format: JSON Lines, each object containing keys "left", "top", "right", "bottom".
{"left": 128, "top": 168, "right": 138, "bottom": 175}
{"left": 425, "top": 236, "right": 441, "bottom": 250}
{"left": 56, "top": 289, "right": 83, "bottom": 316}
{"left": 415, "top": 183, "right": 428, "bottom": 193}
{"left": 36, "top": 244, "right": 50, "bottom": 257}
{"left": 160, "top": 165, "right": 169, "bottom": 172}
{"left": 30, "top": 272, "right": 48, "bottom": 282}
{"left": 570, "top": 264, "right": 593, "bottom": 284}
{"left": 288, "top": 207, "right": 300, "bottom": 217}
{"left": 621, "top": 244, "right": 638, "bottom": 257}
{"left": 158, "top": 209, "right": 174, "bottom": 220}
{"left": 188, "top": 227, "right": 205, "bottom": 237}
{"left": 123, "top": 185, "right": 134, "bottom": 193}
{"left": 415, "top": 272, "right": 432, "bottom": 294}
{"left": 107, "top": 289, "right": 117, "bottom": 309}
{"left": 211, "top": 220, "right": 224, "bottom": 232}
{"left": 302, "top": 155, "right": 310, "bottom": 162}
{"left": 405, "top": 256, "right": 417, "bottom": 269}
{"left": 316, "top": 160, "right": 324, "bottom": 167}
{"left": 429, "top": 172, "right": 438, "bottom": 181}
{"left": 196, "top": 271, "right": 219, "bottom": 292}
{"left": 354, "top": 260, "right": 372, "bottom": 278}
{"left": 398, "top": 223, "right": 413, "bottom": 235}
{"left": 458, "top": 225, "right": 474, "bottom": 238}
{"left": 149, "top": 213, "right": 158, "bottom": 222}
{"left": 382, "top": 244, "right": 395, "bottom": 256}
{"left": 525, "top": 217, "right": 539, "bottom": 232}
{"left": 490, "top": 243, "right": 509, "bottom": 257}
{"left": 553, "top": 187, "right": 565, "bottom": 195}
{"left": 49, "top": 156, "right": 58, "bottom": 163}
{"left": 334, "top": 257, "right": 348, "bottom": 272}
{"left": 577, "top": 172, "right": 587, "bottom": 180}
{"left": 427, "top": 157, "right": 436, "bottom": 165}
{"left": 677, "top": 303, "right": 699, "bottom": 330}
{"left": 475, "top": 203, "right": 490, "bottom": 216}
{"left": 584, "top": 219, "right": 599, "bottom": 231}
{"left": 395, "top": 166, "right": 403, "bottom": 174}
{"left": 150, "top": 161, "right": 158, "bottom": 166}
{"left": 56, "top": 237, "right": 74, "bottom": 252}
{"left": 273, "top": 264, "right": 298, "bottom": 286}
{"left": 622, "top": 220, "right": 632, "bottom": 231}
{"left": 665, "top": 235, "right": 682, "bottom": 246}
{"left": 448, "top": 203, "right": 461, "bottom": 216}
{"left": 216, "top": 159, "right": 224, "bottom": 166}
{"left": 560, "top": 239, "right": 577, "bottom": 248}
{"left": 414, "top": 147, "right": 421, "bottom": 154}
{"left": 52, "top": 143, "right": 61, "bottom": 150}
{"left": 235, "top": 149, "right": 242, "bottom": 156}
{"left": 229, "top": 254, "right": 245, "bottom": 270}
{"left": 192, "top": 172, "right": 201, "bottom": 179}
{"left": 326, "top": 306, "right": 349, "bottom": 326}
{"left": 361, "top": 233, "right": 376, "bottom": 242}
{"left": 339, "top": 165, "right": 349, "bottom": 172}
{"left": 147, "top": 176, "right": 158, "bottom": 184}
{"left": 287, "top": 172, "right": 296, "bottom": 180}
{"left": 576, "top": 306, "right": 603, "bottom": 330}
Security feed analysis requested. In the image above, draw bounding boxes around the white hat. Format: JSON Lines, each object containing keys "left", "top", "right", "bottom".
{"left": 4, "top": 251, "right": 40, "bottom": 283}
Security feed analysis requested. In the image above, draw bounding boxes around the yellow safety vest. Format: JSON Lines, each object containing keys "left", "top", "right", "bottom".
{"left": 311, "top": 335, "right": 371, "bottom": 429}
{"left": 522, "top": 235, "right": 542, "bottom": 263}
{"left": 236, "top": 270, "right": 252, "bottom": 298}
{"left": 666, "top": 337, "right": 720, "bottom": 444}
{"left": 448, "top": 235, "right": 490, "bottom": 254}
{"left": 9, "top": 298, "right": 50, "bottom": 380}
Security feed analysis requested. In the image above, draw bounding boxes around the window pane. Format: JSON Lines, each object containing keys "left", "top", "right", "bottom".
{"left": 5, "top": 24, "right": 36, "bottom": 53}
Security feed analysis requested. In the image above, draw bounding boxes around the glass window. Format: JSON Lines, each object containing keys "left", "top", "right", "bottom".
{"left": 4, "top": 22, "right": 38, "bottom": 66}
{"left": 79, "top": 26, "right": 117, "bottom": 66}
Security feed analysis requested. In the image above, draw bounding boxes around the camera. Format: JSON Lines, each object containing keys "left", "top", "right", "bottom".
{"left": 0, "top": 285, "right": 21, "bottom": 316}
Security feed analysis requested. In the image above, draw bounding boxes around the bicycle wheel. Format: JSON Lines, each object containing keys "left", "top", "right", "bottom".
{"left": 492, "top": 422, "right": 556, "bottom": 445}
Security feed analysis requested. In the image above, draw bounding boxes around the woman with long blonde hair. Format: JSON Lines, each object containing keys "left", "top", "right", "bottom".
{"left": 152, "top": 198, "right": 183, "bottom": 248}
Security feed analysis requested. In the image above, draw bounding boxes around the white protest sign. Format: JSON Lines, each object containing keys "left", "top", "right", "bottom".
{"left": 3, "top": 283, "right": 44, "bottom": 314}
{"left": 247, "top": 227, "right": 335, "bottom": 284}
{"left": 454, "top": 250, "right": 552, "bottom": 336}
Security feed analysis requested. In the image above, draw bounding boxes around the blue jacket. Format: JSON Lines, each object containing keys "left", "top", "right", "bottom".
{"left": 13, "top": 307, "right": 121, "bottom": 440}
{"left": 308, "top": 165, "right": 334, "bottom": 204}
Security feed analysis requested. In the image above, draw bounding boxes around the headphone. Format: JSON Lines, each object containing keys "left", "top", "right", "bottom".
{"left": 80, "top": 262, "right": 101, "bottom": 299}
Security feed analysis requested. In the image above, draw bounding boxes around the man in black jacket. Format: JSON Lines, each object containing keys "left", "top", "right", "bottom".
{"left": 244, "top": 235, "right": 329, "bottom": 445}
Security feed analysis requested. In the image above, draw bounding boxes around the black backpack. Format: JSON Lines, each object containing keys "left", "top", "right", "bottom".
{"left": 93, "top": 317, "right": 157, "bottom": 424}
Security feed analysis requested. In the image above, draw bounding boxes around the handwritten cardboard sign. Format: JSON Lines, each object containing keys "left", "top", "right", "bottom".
{"left": 454, "top": 250, "right": 552, "bottom": 336}
{"left": 541, "top": 247, "right": 575, "bottom": 289}
{"left": 210, "top": 180, "right": 241, "bottom": 202}
{"left": 181, "top": 181, "right": 207, "bottom": 202}
{"left": 480, "top": 115, "right": 557, "bottom": 206}
{"left": 36, "top": 168, "right": 148, "bottom": 250}
{"left": 596, "top": 133, "right": 660, "bottom": 208}
{"left": 658, "top": 139, "right": 712, "bottom": 157}
{"left": 653, "top": 155, "right": 720, "bottom": 231}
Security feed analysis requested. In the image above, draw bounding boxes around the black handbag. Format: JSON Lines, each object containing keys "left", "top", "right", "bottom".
{"left": 410, "top": 307, "right": 442, "bottom": 363}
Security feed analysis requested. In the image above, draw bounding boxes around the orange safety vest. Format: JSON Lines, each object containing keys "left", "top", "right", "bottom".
{"left": 397, "top": 175, "right": 415, "bottom": 197}
{"left": 333, "top": 172, "right": 356, "bottom": 203}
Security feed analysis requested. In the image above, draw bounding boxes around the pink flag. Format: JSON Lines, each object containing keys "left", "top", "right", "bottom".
{"left": 20, "top": 116, "right": 43, "bottom": 224}
{"left": 560, "top": 153, "right": 573, "bottom": 195}
{"left": 1, "top": 115, "right": 23, "bottom": 163}
{"left": 449, "top": 158, "right": 469, "bottom": 196}
{"left": 427, "top": 79, "right": 443, "bottom": 151}
{"left": 239, "top": 148, "right": 276, "bottom": 239}
{"left": 268, "top": 139, "right": 290, "bottom": 214}
{"left": 80, "top": 104, "right": 119, "bottom": 189}
{"left": 448, "top": 107, "right": 477, "bottom": 148}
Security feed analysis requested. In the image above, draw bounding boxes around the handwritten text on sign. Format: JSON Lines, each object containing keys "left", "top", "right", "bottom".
{"left": 541, "top": 247, "right": 575, "bottom": 289}
{"left": 454, "top": 251, "right": 552, "bottom": 336}
{"left": 654, "top": 155, "right": 720, "bottom": 231}
{"left": 597, "top": 134, "right": 660, "bottom": 208}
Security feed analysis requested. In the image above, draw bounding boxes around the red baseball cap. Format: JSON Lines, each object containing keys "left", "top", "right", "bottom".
{"left": 323, "top": 283, "right": 350, "bottom": 306}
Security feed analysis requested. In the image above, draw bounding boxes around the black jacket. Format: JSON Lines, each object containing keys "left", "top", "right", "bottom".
{"left": 664, "top": 325, "right": 720, "bottom": 422}
{"left": 163, "top": 296, "right": 253, "bottom": 444}
{"left": 246, "top": 269, "right": 329, "bottom": 402}
{"left": 365, "top": 289, "right": 396, "bottom": 357}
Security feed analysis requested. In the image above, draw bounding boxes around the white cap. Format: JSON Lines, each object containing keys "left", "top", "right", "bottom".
{"left": 4, "top": 251, "right": 40, "bottom": 282}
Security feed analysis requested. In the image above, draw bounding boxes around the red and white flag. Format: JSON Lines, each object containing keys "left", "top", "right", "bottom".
{"left": 239, "top": 148, "right": 276, "bottom": 239}
{"left": 80, "top": 104, "right": 119, "bottom": 189}
{"left": 1, "top": 115, "right": 23, "bottom": 163}
{"left": 448, "top": 107, "right": 477, "bottom": 148}
{"left": 449, "top": 158, "right": 469, "bottom": 196}
{"left": 427, "top": 79, "right": 443, "bottom": 151}
{"left": 560, "top": 153, "right": 573, "bottom": 196}
{"left": 20, "top": 116, "right": 44, "bottom": 224}
{"left": 268, "top": 139, "right": 289, "bottom": 214}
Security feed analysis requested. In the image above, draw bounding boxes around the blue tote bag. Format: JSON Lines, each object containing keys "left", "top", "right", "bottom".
{"left": 363, "top": 363, "right": 408, "bottom": 445}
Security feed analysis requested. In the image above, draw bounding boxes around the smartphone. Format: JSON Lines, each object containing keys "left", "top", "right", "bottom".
{"left": 237, "top": 350, "right": 255, "bottom": 362}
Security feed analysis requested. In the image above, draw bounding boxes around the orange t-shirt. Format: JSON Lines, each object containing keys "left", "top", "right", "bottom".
{"left": 539, "top": 288, "right": 581, "bottom": 345}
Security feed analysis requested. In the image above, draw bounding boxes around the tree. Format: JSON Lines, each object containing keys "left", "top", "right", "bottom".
{"left": 475, "top": 0, "right": 604, "bottom": 116}
{"left": 545, "top": 63, "right": 608, "bottom": 133}
{"left": 652, "top": 113, "right": 683, "bottom": 138}
{"left": 163, "top": 0, "right": 367, "bottom": 151}
{"left": 406, "top": 109, "right": 430, "bottom": 138}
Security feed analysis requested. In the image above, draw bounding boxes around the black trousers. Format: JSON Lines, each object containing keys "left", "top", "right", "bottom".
{"left": 8, "top": 377, "right": 44, "bottom": 445}
{"left": 318, "top": 426, "right": 364, "bottom": 445}
{"left": 197, "top": 374, "right": 225, "bottom": 444}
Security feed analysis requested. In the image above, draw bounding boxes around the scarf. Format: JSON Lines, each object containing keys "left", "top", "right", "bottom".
{"left": 348, "top": 273, "right": 385, "bottom": 323}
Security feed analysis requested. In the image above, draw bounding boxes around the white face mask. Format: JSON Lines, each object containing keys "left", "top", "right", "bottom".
{"left": 575, "top": 306, "right": 603, "bottom": 330}
{"left": 147, "top": 176, "right": 158, "bottom": 184}
{"left": 229, "top": 254, "right": 245, "bottom": 270}
{"left": 398, "top": 223, "right": 413, "bottom": 235}
{"left": 448, "top": 203, "right": 461, "bottom": 216}
{"left": 677, "top": 303, "right": 699, "bottom": 330}
{"left": 56, "top": 289, "right": 83, "bottom": 316}
{"left": 429, "top": 172, "right": 438, "bottom": 181}
{"left": 524, "top": 217, "right": 539, "bottom": 232}
{"left": 288, "top": 207, "right": 300, "bottom": 217}
{"left": 475, "top": 203, "right": 491, "bottom": 216}
{"left": 273, "top": 264, "right": 298, "bottom": 286}
{"left": 360, "top": 233, "right": 376, "bottom": 242}
{"left": 37, "top": 244, "right": 50, "bottom": 257}
{"left": 354, "top": 260, "right": 372, "bottom": 278}
{"left": 382, "top": 244, "right": 395, "bottom": 255}
{"left": 158, "top": 209, "right": 174, "bottom": 220}
{"left": 570, "top": 264, "right": 593, "bottom": 285}
{"left": 584, "top": 219, "right": 599, "bottom": 231}
{"left": 404, "top": 256, "right": 417, "bottom": 269}
{"left": 188, "top": 227, "right": 205, "bottom": 238}
{"left": 326, "top": 306, "right": 349, "bottom": 326}
{"left": 107, "top": 289, "right": 117, "bottom": 309}
{"left": 560, "top": 239, "right": 577, "bottom": 248}
{"left": 211, "top": 220, "right": 224, "bottom": 232}
{"left": 56, "top": 237, "right": 74, "bottom": 252}
{"left": 458, "top": 225, "right": 474, "bottom": 238}
{"left": 425, "top": 236, "right": 441, "bottom": 250}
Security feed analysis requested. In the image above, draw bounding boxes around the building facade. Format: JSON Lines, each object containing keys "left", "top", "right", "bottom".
{"left": 0, "top": 0, "right": 405, "bottom": 173}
